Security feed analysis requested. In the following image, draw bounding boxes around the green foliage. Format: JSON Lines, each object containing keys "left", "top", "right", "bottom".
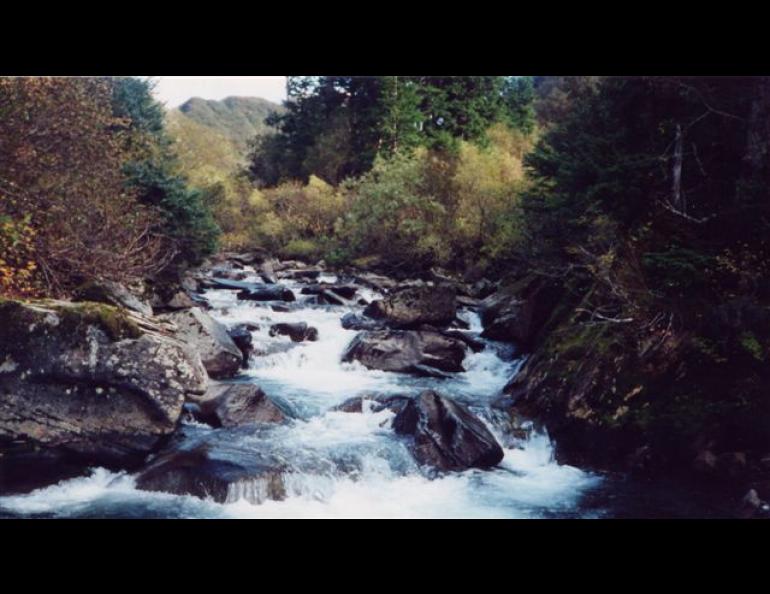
{"left": 123, "top": 160, "right": 219, "bottom": 265}
{"left": 250, "top": 76, "right": 537, "bottom": 187}
{"left": 739, "top": 332, "right": 764, "bottom": 361}
{"left": 641, "top": 246, "right": 714, "bottom": 295}
{"left": 111, "top": 77, "right": 220, "bottom": 267}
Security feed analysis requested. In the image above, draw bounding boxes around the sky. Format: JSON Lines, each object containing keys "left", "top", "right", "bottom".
{"left": 150, "top": 76, "right": 287, "bottom": 108}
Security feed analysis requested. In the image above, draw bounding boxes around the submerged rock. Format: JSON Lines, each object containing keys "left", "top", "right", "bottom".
{"left": 195, "top": 384, "right": 286, "bottom": 428}
{"left": 160, "top": 308, "right": 242, "bottom": 379}
{"left": 364, "top": 285, "right": 457, "bottom": 329}
{"left": 341, "top": 330, "right": 466, "bottom": 377}
{"left": 135, "top": 444, "right": 286, "bottom": 504}
{"left": 0, "top": 299, "right": 207, "bottom": 470}
{"left": 269, "top": 322, "right": 319, "bottom": 342}
{"left": 392, "top": 391, "right": 504, "bottom": 471}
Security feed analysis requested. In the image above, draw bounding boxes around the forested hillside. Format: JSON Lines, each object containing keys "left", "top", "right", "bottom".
{"left": 177, "top": 96, "right": 284, "bottom": 154}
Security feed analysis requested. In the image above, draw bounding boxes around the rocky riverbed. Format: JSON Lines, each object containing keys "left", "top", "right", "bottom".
{"left": 0, "top": 253, "right": 756, "bottom": 518}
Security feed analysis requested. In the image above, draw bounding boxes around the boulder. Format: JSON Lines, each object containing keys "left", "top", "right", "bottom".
{"left": 341, "top": 330, "right": 466, "bottom": 377}
{"left": 340, "top": 312, "right": 388, "bottom": 331}
{"left": 392, "top": 391, "right": 505, "bottom": 471}
{"left": 135, "top": 444, "right": 286, "bottom": 504}
{"left": 237, "top": 286, "right": 296, "bottom": 302}
{"left": 0, "top": 300, "right": 207, "bottom": 469}
{"left": 480, "top": 276, "right": 561, "bottom": 351}
{"left": 73, "top": 279, "right": 153, "bottom": 317}
{"left": 301, "top": 284, "right": 358, "bottom": 300}
{"left": 195, "top": 384, "right": 285, "bottom": 427}
{"left": 364, "top": 285, "right": 457, "bottom": 329}
{"left": 160, "top": 308, "right": 242, "bottom": 379}
{"left": 315, "top": 290, "right": 347, "bottom": 306}
{"left": 227, "top": 324, "right": 254, "bottom": 367}
{"left": 441, "top": 330, "right": 486, "bottom": 353}
{"left": 269, "top": 322, "right": 319, "bottom": 342}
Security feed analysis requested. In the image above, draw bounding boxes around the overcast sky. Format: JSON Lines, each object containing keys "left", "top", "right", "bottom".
{"left": 150, "top": 76, "right": 287, "bottom": 108}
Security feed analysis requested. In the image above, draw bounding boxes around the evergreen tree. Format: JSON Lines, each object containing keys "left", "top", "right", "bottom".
{"left": 111, "top": 77, "right": 219, "bottom": 266}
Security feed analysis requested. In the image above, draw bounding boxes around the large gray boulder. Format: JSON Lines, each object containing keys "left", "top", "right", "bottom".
{"left": 392, "top": 391, "right": 504, "bottom": 471}
{"left": 159, "top": 308, "right": 242, "bottom": 379}
{"left": 0, "top": 299, "right": 207, "bottom": 468}
{"left": 341, "top": 330, "right": 467, "bottom": 377}
{"left": 364, "top": 285, "right": 457, "bottom": 329}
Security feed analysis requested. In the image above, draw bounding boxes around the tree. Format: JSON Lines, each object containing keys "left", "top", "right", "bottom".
{"left": 0, "top": 77, "right": 166, "bottom": 295}
{"left": 111, "top": 77, "right": 219, "bottom": 267}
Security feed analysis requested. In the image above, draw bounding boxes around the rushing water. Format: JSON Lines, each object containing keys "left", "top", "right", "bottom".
{"left": 0, "top": 270, "right": 734, "bottom": 519}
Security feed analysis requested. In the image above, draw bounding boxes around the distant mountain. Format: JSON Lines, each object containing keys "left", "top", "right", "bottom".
{"left": 176, "top": 96, "right": 285, "bottom": 154}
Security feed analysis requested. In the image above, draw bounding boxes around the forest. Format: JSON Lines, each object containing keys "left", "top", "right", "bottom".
{"left": 1, "top": 75, "right": 769, "bottom": 519}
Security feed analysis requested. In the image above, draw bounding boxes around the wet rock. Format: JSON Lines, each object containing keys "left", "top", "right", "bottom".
{"left": 441, "top": 330, "right": 485, "bottom": 353}
{"left": 135, "top": 444, "right": 286, "bottom": 504}
{"left": 73, "top": 279, "right": 153, "bottom": 317}
{"left": 340, "top": 312, "right": 388, "bottom": 331}
{"left": 271, "top": 304, "right": 291, "bottom": 313}
{"left": 364, "top": 285, "right": 457, "bottom": 329}
{"left": 160, "top": 308, "right": 242, "bottom": 379}
{"left": 237, "top": 286, "right": 296, "bottom": 302}
{"left": 333, "top": 394, "right": 411, "bottom": 415}
{"left": 195, "top": 384, "right": 285, "bottom": 427}
{"left": 0, "top": 447, "right": 91, "bottom": 496}
{"left": 470, "top": 278, "right": 496, "bottom": 299}
{"left": 457, "top": 295, "right": 482, "bottom": 309}
{"left": 209, "top": 278, "right": 260, "bottom": 291}
{"left": 392, "top": 391, "right": 505, "bottom": 471}
{"left": 227, "top": 325, "right": 254, "bottom": 367}
{"left": 269, "top": 322, "right": 319, "bottom": 342}
{"left": 301, "top": 284, "right": 358, "bottom": 300}
{"left": 480, "top": 275, "right": 561, "bottom": 351}
{"left": 0, "top": 299, "right": 207, "bottom": 469}
{"left": 341, "top": 330, "right": 466, "bottom": 377}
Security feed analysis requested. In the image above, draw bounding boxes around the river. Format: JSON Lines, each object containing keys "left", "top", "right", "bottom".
{"left": 0, "top": 269, "right": 733, "bottom": 518}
